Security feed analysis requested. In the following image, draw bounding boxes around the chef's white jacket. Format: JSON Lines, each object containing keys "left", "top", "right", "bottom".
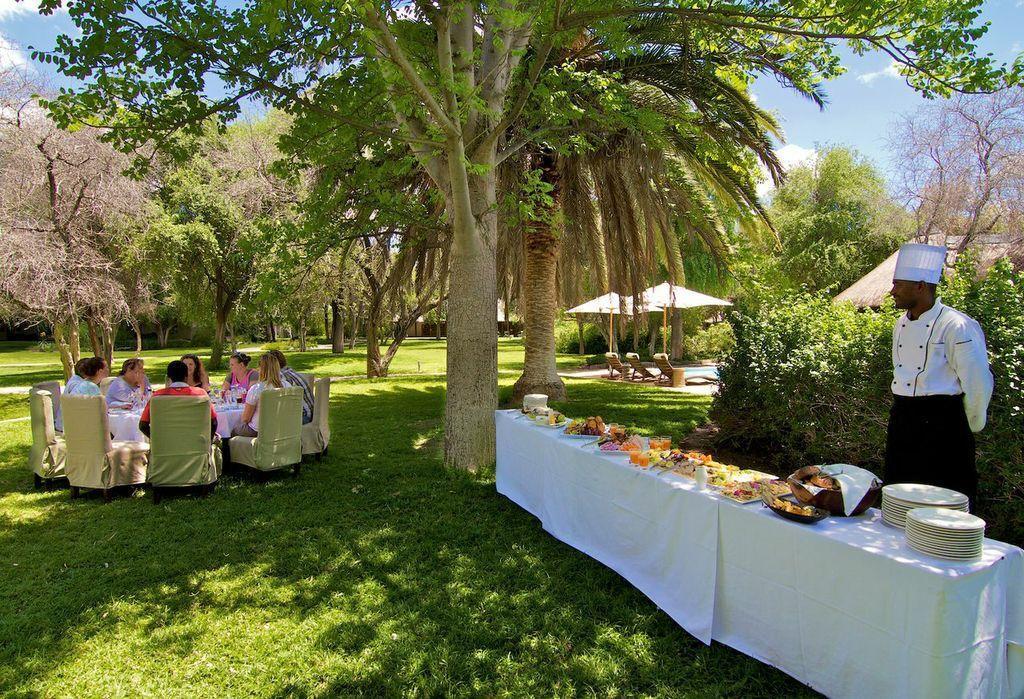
{"left": 891, "top": 299, "right": 994, "bottom": 432}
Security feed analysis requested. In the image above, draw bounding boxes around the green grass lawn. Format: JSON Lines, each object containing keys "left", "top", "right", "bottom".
{"left": 0, "top": 342, "right": 816, "bottom": 697}
{"left": 0, "top": 338, "right": 585, "bottom": 389}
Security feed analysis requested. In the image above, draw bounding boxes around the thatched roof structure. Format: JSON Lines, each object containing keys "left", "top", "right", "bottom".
{"left": 835, "top": 233, "right": 1024, "bottom": 308}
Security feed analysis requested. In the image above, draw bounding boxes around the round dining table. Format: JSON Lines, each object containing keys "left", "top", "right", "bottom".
{"left": 107, "top": 402, "right": 248, "bottom": 442}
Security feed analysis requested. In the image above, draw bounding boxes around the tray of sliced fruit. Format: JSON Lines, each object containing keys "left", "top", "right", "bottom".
{"left": 762, "top": 491, "right": 829, "bottom": 524}
{"left": 715, "top": 480, "right": 770, "bottom": 503}
{"left": 564, "top": 416, "right": 606, "bottom": 438}
{"left": 528, "top": 409, "right": 566, "bottom": 427}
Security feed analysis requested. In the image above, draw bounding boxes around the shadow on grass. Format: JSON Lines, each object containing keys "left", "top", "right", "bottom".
{"left": 0, "top": 376, "right": 815, "bottom": 697}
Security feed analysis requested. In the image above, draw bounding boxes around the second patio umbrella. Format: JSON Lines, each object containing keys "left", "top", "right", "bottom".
{"left": 566, "top": 292, "right": 661, "bottom": 353}
{"left": 641, "top": 283, "right": 732, "bottom": 355}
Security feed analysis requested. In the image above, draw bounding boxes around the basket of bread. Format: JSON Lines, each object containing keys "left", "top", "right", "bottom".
{"left": 787, "top": 464, "right": 881, "bottom": 516}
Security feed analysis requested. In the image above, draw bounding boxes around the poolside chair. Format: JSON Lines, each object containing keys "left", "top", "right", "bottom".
{"left": 147, "top": 395, "right": 222, "bottom": 503}
{"left": 652, "top": 353, "right": 676, "bottom": 385}
{"left": 605, "top": 352, "right": 627, "bottom": 380}
{"left": 60, "top": 394, "right": 149, "bottom": 500}
{"left": 99, "top": 376, "right": 116, "bottom": 396}
{"left": 625, "top": 353, "right": 659, "bottom": 382}
{"left": 301, "top": 377, "right": 331, "bottom": 459}
{"left": 28, "top": 389, "right": 66, "bottom": 488}
{"left": 229, "top": 386, "right": 303, "bottom": 476}
{"left": 33, "top": 380, "right": 63, "bottom": 432}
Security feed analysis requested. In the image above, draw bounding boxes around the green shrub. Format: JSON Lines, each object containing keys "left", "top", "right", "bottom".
{"left": 682, "top": 322, "right": 735, "bottom": 361}
{"left": 712, "top": 256, "right": 1024, "bottom": 545}
{"left": 555, "top": 321, "right": 608, "bottom": 355}
{"left": 260, "top": 340, "right": 294, "bottom": 351}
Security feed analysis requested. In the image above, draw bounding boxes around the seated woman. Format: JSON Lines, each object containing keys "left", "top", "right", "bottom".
{"left": 106, "top": 357, "right": 152, "bottom": 408}
{"left": 180, "top": 353, "right": 211, "bottom": 391}
{"left": 65, "top": 357, "right": 108, "bottom": 396}
{"left": 231, "top": 354, "right": 290, "bottom": 438}
{"left": 221, "top": 351, "right": 257, "bottom": 398}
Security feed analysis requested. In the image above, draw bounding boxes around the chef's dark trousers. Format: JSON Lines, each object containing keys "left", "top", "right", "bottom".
{"left": 884, "top": 394, "right": 977, "bottom": 507}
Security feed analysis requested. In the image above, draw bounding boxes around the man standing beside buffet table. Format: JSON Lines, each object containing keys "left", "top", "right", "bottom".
{"left": 885, "top": 243, "right": 994, "bottom": 507}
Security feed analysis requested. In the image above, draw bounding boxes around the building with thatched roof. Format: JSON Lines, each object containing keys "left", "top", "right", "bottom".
{"left": 834, "top": 233, "right": 1024, "bottom": 308}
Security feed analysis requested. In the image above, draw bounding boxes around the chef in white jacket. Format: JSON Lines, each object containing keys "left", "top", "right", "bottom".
{"left": 885, "top": 243, "right": 994, "bottom": 506}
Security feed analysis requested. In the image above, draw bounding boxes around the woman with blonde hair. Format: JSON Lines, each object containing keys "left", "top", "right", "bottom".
{"left": 232, "top": 354, "right": 291, "bottom": 437}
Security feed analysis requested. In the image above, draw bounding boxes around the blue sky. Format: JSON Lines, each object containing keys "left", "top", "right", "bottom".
{"left": 1, "top": 0, "right": 1021, "bottom": 192}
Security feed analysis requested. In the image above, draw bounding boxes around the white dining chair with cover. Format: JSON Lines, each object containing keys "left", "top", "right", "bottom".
{"left": 28, "top": 389, "right": 66, "bottom": 487}
{"left": 229, "top": 386, "right": 303, "bottom": 475}
{"left": 60, "top": 394, "right": 149, "bottom": 500}
{"left": 301, "top": 377, "right": 331, "bottom": 458}
{"left": 33, "top": 380, "right": 63, "bottom": 432}
{"left": 147, "top": 395, "right": 222, "bottom": 503}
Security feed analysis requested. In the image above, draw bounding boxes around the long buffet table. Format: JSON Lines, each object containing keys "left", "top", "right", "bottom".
{"left": 495, "top": 410, "right": 1024, "bottom": 699}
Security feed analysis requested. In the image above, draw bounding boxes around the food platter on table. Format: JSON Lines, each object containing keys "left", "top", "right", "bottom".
{"left": 564, "top": 416, "right": 607, "bottom": 439}
{"left": 762, "top": 491, "right": 829, "bottom": 524}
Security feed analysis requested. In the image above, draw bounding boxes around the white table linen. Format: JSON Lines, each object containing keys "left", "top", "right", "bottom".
{"left": 107, "top": 409, "right": 145, "bottom": 442}
{"left": 213, "top": 404, "right": 244, "bottom": 439}
{"left": 495, "top": 409, "right": 1024, "bottom": 699}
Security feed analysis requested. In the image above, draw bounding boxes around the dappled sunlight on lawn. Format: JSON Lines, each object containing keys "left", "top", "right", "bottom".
{"left": 0, "top": 374, "right": 814, "bottom": 697}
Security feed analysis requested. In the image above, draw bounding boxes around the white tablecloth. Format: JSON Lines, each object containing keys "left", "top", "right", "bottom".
{"left": 108, "top": 404, "right": 244, "bottom": 441}
{"left": 214, "top": 404, "right": 244, "bottom": 439}
{"left": 107, "top": 409, "right": 145, "bottom": 442}
{"left": 495, "top": 410, "right": 1024, "bottom": 699}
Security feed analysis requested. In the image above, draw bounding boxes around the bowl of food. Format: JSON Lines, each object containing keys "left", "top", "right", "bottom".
{"left": 762, "top": 492, "right": 829, "bottom": 524}
{"left": 787, "top": 465, "right": 881, "bottom": 516}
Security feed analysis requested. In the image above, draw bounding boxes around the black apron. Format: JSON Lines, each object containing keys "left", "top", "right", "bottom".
{"left": 884, "top": 394, "right": 977, "bottom": 506}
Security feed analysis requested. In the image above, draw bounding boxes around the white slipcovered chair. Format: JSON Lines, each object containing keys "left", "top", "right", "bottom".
{"left": 301, "top": 377, "right": 331, "bottom": 459}
{"left": 229, "top": 386, "right": 303, "bottom": 476}
{"left": 147, "top": 395, "right": 222, "bottom": 503}
{"left": 60, "top": 394, "right": 149, "bottom": 501}
{"left": 28, "top": 389, "right": 66, "bottom": 487}
{"left": 33, "top": 380, "right": 63, "bottom": 433}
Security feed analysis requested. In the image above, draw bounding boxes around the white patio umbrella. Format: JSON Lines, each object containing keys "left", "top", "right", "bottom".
{"left": 641, "top": 282, "right": 732, "bottom": 355}
{"left": 566, "top": 292, "right": 661, "bottom": 353}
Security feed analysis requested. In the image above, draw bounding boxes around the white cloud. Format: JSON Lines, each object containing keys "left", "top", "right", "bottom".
{"left": 757, "top": 143, "right": 818, "bottom": 198}
{"left": 856, "top": 61, "right": 902, "bottom": 85}
{"left": 0, "top": 1, "right": 58, "bottom": 21}
{"left": 0, "top": 33, "right": 30, "bottom": 70}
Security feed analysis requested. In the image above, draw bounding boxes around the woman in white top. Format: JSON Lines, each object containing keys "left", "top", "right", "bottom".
{"left": 231, "top": 353, "right": 290, "bottom": 438}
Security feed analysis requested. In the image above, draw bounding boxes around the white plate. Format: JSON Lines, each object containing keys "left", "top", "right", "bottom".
{"left": 881, "top": 483, "right": 969, "bottom": 506}
{"left": 906, "top": 507, "right": 985, "bottom": 531}
{"left": 598, "top": 448, "right": 633, "bottom": 458}
{"left": 906, "top": 531, "right": 983, "bottom": 547}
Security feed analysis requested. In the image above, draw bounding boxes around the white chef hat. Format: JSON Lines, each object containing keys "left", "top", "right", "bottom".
{"left": 893, "top": 243, "right": 946, "bottom": 284}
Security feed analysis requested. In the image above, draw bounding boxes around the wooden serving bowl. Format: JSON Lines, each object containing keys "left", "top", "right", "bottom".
{"left": 787, "top": 465, "right": 881, "bottom": 516}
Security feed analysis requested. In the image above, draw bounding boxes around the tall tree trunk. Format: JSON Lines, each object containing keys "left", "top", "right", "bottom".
{"left": 576, "top": 315, "right": 585, "bottom": 355}
{"left": 52, "top": 320, "right": 76, "bottom": 380}
{"left": 299, "top": 318, "right": 308, "bottom": 352}
{"left": 331, "top": 300, "right": 345, "bottom": 353}
{"left": 323, "top": 305, "right": 330, "bottom": 343}
{"left": 365, "top": 301, "right": 387, "bottom": 377}
{"left": 211, "top": 305, "right": 228, "bottom": 369}
{"left": 349, "top": 303, "right": 361, "bottom": 349}
{"left": 86, "top": 316, "right": 102, "bottom": 357}
{"left": 98, "top": 320, "right": 114, "bottom": 367}
{"left": 647, "top": 315, "right": 659, "bottom": 356}
{"left": 130, "top": 318, "right": 143, "bottom": 355}
{"left": 512, "top": 151, "right": 566, "bottom": 403}
{"left": 670, "top": 308, "right": 684, "bottom": 361}
{"left": 444, "top": 159, "right": 499, "bottom": 472}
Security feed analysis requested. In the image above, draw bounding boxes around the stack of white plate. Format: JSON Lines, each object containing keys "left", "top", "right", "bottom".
{"left": 905, "top": 507, "right": 985, "bottom": 561}
{"left": 881, "top": 483, "right": 968, "bottom": 528}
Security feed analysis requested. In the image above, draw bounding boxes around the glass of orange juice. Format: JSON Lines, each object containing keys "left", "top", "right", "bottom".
{"left": 629, "top": 451, "right": 643, "bottom": 465}
{"left": 637, "top": 452, "right": 651, "bottom": 467}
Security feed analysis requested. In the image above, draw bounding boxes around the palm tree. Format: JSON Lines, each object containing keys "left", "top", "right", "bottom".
{"left": 506, "top": 21, "right": 822, "bottom": 402}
